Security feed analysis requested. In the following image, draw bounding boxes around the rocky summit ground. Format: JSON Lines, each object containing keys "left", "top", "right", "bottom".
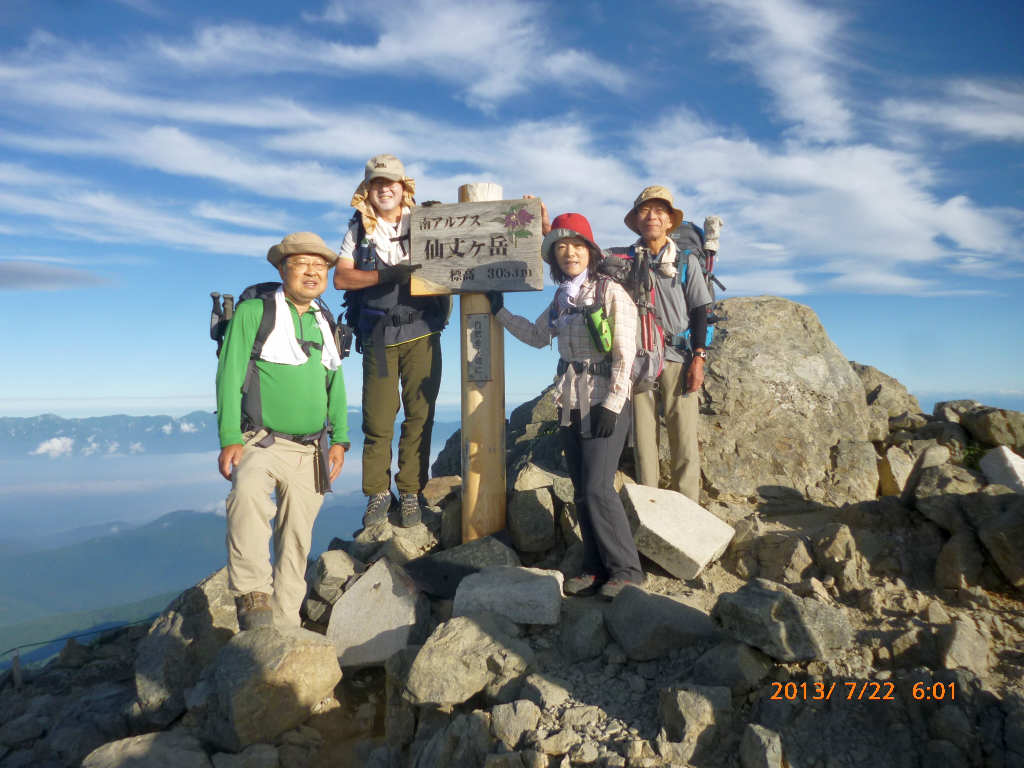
{"left": 1, "top": 295, "right": 1023, "bottom": 768}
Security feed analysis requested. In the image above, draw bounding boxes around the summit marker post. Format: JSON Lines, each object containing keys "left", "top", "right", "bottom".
{"left": 409, "top": 183, "right": 543, "bottom": 541}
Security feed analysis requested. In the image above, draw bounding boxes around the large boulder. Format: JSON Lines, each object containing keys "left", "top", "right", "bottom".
{"left": 959, "top": 407, "right": 1024, "bottom": 450}
{"left": 850, "top": 361, "right": 922, "bottom": 418}
{"left": 977, "top": 498, "right": 1024, "bottom": 587}
{"left": 619, "top": 484, "right": 734, "bottom": 580}
{"left": 187, "top": 626, "right": 342, "bottom": 752}
{"left": 657, "top": 683, "right": 732, "bottom": 764}
{"left": 698, "top": 297, "right": 871, "bottom": 506}
{"left": 403, "top": 532, "right": 521, "bottom": 599}
{"left": 135, "top": 568, "right": 239, "bottom": 726}
{"left": 310, "top": 550, "right": 364, "bottom": 605}
{"left": 404, "top": 613, "right": 534, "bottom": 706}
{"left": 979, "top": 446, "right": 1024, "bottom": 494}
{"left": 713, "top": 579, "right": 853, "bottom": 662}
{"left": 605, "top": 585, "right": 717, "bottom": 661}
{"left": 453, "top": 566, "right": 563, "bottom": 625}
{"left": 507, "top": 488, "right": 557, "bottom": 553}
{"left": 915, "top": 464, "right": 984, "bottom": 533}
{"left": 82, "top": 732, "right": 213, "bottom": 768}
{"left": 326, "top": 558, "right": 430, "bottom": 667}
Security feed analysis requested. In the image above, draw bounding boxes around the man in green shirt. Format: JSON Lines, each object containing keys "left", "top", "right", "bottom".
{"left": 216, "top": 232, "right": 349, "bottom": 630}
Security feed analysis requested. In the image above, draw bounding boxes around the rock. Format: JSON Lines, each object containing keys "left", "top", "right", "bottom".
{"left": 45, "top": 683, "right": 135, "bottom": 766}
{"left": 740, "top": 724, "right": 783, "bottom": 768}
{"left": 310, "top": 550, "right": 364, "bottom": 605}
{"left": 698, "top": 299, "right": 871, "bottom": 506}
{"left": 135, "top": 567, "right": 239, "bottom": 726}
{"left": 899, "top": 443, "right": 953, "bottom": 505}
{"left": 756, "top": 533, "right": 813, "bottom": 584}
{"left": 891, "top": 627, "right": 939, "bottom": 669}
{"left": 928, "top": 705, "right": 974, "bottom": 756}
{"left": 850, "top": 361, "right": 921, "bottom": 418}
{"left": 404, "top": 532, "right": 521, "bottom": 599}
{"left": 935, "top": 531, "right": 985, "bottom": 589}
{"left": 557, "top": 542, "right": 584, "bottom": 579}
{"left": 691, "top": 641, "right": 772, "bottom": 694}
{"left": 559, "top": 600, "right": 610, "bottom": 662}
{"left": 980, "top": 447, "right": 1024, "bottom": 494}
{"left": 453, "top": 566, "right": 563, "bottom": 625}
{"left": 345, "top": 522, "right": 394, "bottom": 562}
{"left": 511, "top": 462, "right": 561, "bottom": 493}
{"left": 960, "top": 407, "right": 1024, "bottom": 449}
{"left": 915, "top": 464, "right": 984, "bottom": 533}
{"left": 866, "top": 405, "right": 889, "bottom": 442}
{"left": 713, "top": 579, "right": 853, "bottom": 662}
{"left": 484, "top": 754, "right": 525, "bottom": 768}
{"left": 326, "top": 558, "right": 430, "bottom": 667}
{"left": 441, "top": 497, "right": 462, "bottom": 550}
{"left": 384, "top": 647, "right": 418, "bottom": 748}
{"left": 657, "top": 683, "right": 731, "bottom": 764}
{"left": 934, "top": 400, "right": 980, "bottom": 423}
{"left": 811, "top": 523, "right": 870, "bottom": 593}
{"left": 940, "top": 619, "right": 992, "bottom": 677}
{"left": 531, "top": 729, "right": 580, "bottom": 756}
{"left": 559, "top": 503, "right": 583, "bottom": 548}
{"left": 890, "top": 411, "right": 929, "bottom": 432}
{"left": 619, "top": 485, "right": 734, "bottom": 580}
{"left": 923, "top": 600, "right": 951, "bottom": 625}
{"left": 404, "top": 613, "right": 533, "bottom": 706}
{"left": 962, "top": 485, "right": 1018, "bottom": 529}
{"left": 211, "top": 744, "right": 279, "bottom": 768}
{"left": 416, "top": 710, "right": 495, "bottom": 768}
{"left": 375, "top": 535, "right": 424, "bottom": 566}
{"left": 423, "top": 475, "right": 461, "bottom": 508}
{"left": 56, "top": 637, "right": 92, "bottom": 669}
{"left": 823, "top": 439, "right": 880, "bottom": 505}
{"left": 605, "top": 585, "right": 717, "bottom": 661}
{"left": 878, "top": 445, "right": 917, "bottom": 496}
{"left": 508, "top": 489, "right": 557, "bottom": 553}
{"left": 490, "top": 700, "right": 541, "bottom": 749}
{"left": 521, "top": 673, "right": 572, "bottom": 709}
{"left": 81, "top": 732, "right": 213, "bottom": 768}
{"left": 302, "top": 594, "right": 332, "bottom": 625}
{"left": 0, "top": 715, "right": 44, "bottom": 747}
{"left": 188, "top": 626, "right": 342, "bottom": 752}
{"left": 568, "top": 741, "right": 600, "bottom": 764}
{"left": 977, "top": 501, "right": 1024, "bottom": 586}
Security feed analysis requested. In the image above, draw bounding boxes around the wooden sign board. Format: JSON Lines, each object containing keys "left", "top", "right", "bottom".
{"left": 408, "top": 198, "right": 545, "bottom": 296}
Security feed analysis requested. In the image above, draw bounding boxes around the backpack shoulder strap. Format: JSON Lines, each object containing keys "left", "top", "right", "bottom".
{"left": 250, "top": 297, "right": 276, "bottom": 361}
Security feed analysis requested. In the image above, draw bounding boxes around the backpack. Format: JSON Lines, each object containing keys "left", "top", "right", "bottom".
{"left": 669, "top": 220, "right": 728, "bottom": 348}
{"left": 340, "top": 211, "right": 453, "bottom": 356}
{"left": 592, "top": 248, "right": 665, "bottom": 394}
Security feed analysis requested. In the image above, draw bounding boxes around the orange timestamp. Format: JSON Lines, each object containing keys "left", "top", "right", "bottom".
{"left": 768, "top": 680, "right": 957, "bottom": 702}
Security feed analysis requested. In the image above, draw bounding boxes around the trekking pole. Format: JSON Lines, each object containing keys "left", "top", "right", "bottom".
{"left": 210, "top": 293, "right": 222, "bottom": 340}
{"left": 222, "top": 294, "right": 235, "bottom": 322}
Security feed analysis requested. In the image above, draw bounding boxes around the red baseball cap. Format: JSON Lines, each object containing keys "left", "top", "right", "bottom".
{"left": 541, "top": 213, "right": 600, "bottom": 263}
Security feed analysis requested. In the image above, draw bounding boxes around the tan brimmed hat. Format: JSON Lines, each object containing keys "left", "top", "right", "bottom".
{"left": 351, "top": 153, "right": 417, "bottom": 237}
{"left": 267, "top": 232, "right": 338, "bottom": 267}
{"left": 624, "top": 185, "right": 684, "bottom": 235}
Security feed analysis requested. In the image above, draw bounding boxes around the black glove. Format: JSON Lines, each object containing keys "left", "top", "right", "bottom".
{"left": 589, "top": 404, "right": 617, "bottom": 438}
{"left": 377, "top": 263, "right": 421, "bottom": 286}
{"left": 486, "top": 291, "right": 504, "bottom": 315}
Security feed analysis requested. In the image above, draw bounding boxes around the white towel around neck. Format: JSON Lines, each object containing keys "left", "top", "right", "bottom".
{"left": 259, "top": 287, "right": 341, "bottom": 371}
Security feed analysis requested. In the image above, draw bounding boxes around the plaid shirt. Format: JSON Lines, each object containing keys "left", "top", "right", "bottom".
{"left": 496, "top": 277, "right": 638, "bottom": 414}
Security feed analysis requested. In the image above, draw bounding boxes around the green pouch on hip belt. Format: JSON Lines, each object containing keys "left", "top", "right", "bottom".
{"left": 583, "top": 303, "right": 613, "bottom": 355}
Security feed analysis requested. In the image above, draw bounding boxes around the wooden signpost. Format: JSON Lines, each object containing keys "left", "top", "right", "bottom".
{"left": 410, "top": 185, "right": 544, "bottom": 542}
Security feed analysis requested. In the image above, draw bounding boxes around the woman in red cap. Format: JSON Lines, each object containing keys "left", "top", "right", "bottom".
{"left": 487, "top": 213, "right": 643, "bottom": 599}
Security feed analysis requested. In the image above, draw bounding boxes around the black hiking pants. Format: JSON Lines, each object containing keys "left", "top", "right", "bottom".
{"left": 559, "top": 401, "right": 643, "bottom": 583}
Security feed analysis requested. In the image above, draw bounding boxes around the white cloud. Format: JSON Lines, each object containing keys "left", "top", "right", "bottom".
{"left": 153, "top": 0, "right": 627, "bottom": 110}
{"left": 0, "top": 260, "right": 111, "bottom": 291}
{"left": 108, "top": 441, "right": 120, "bottom": 453}
{"left": 161, "top": 423, "right": 173, "bottom": 435}
{"left": 682, "top": 0, "right": 853, "bottom": 142}
{"left": 179, "top": 422, "right": 198, "bottom": 433}
{"left": 129, "top": 442, "right": 144, "bottom": 453}
{"left": 884, "top": 80, "right": 1024, "bottom": 143}
{"left": 30, "top": 436, "right": 74, "bottom": 458}
{"left": 723, "top": 269, "right": 809, "bottom": 296}
{"left": 192, "top": 201, "right": 290, "bottom": 231}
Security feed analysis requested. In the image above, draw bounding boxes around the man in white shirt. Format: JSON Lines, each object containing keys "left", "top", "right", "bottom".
{"left": 334, "top": 154, "right": 448, "bottom": 529}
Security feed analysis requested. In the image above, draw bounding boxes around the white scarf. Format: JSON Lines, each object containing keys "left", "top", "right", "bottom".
{"left": 259, "top": 287, "right": 341, "bottom": 371}
{"left": 369, "top": 208, "right": 411, "bottom": 266}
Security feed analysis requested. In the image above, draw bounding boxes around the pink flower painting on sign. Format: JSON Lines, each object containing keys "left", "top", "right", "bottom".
{"left": 491, "top": 202, "right": 535, "bottom": 247}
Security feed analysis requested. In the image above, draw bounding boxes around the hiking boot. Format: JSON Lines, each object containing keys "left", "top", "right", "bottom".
{"left": 235, "top": 591, "right": 274, "bottom": 630}
{"left": 363, "top": 491, "right": 394, "bottom": 528}
{"left": 598, "top": 578, "right": 635, "bottom": 601}
{"left": 397, "top": 493, "right": 422, "bottom": 528}
{"left": 564, "top": 574, "right": 605, "bottom": 597}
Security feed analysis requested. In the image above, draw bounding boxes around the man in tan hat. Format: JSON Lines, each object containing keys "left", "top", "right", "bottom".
{"left": 216, "top": 232, "right": 349, "bottom": 629}
{"left": 622, "top": 187, "right": 712, "bottom": 502}
{"left": 334, "top": 154, "right": 447, "bottom": 530}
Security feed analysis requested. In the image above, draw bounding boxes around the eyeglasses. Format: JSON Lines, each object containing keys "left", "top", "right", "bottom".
{"left": 637, "top": 204, "right": 670, "bottom": 218}
{"left": 285, "top": 259, "right": 329, "bottom": 272}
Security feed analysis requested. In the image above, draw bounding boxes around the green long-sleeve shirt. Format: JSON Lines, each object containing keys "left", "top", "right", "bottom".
{"left": 216, "top": 298, "right": 349, "bottom": 448}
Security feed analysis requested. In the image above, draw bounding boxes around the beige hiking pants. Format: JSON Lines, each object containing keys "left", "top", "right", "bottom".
{"left": 225, "top": 430, "right": 324, "bottom": 626}
{"left": 633, "top": 359, "right": 701, "bottom": 502}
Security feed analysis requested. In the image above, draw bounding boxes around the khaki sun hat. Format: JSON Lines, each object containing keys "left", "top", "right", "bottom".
{"left": 267, "top": 232, "right": 339, "bottom": 268}
{"left": 624, "top": 185, "right": 684, "bottom": 235}
{"left": 364, "top": 153, "right": 406, "bottom": 182}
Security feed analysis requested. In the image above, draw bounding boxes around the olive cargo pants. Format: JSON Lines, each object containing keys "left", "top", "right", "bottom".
{"left": 361, "top": 333, "right": 442, "bottom": 496}
{"left": 633, "top": 359, "right": 701, "bottom": 502}
{"left": 225, "top": 430, "right": 324, "bottom": 626}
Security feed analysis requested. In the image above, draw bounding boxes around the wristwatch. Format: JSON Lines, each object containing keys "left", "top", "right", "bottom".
{"left": 693, "top": 349, "right": 708, "bottom": 360}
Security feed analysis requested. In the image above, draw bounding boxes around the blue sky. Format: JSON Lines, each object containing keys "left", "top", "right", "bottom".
{"left": 1, "top": 0, "right": 1022, "bottom": 419}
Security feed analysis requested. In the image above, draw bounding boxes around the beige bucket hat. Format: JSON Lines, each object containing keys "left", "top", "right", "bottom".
{"left": 267, "top": 232, "right": 339, "bottom": 267}
{"left": 624, "top": 185, "right": 684, "bottom": 235}
{"left": 350, "top": 153, "right": 417, "bottom": 237}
